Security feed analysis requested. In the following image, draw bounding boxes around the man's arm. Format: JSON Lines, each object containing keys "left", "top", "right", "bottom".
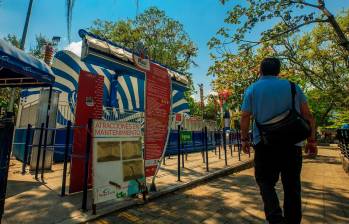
{"left": 240, "top": 111, "right": 251, "bottom": 141}
{"left": 300, "top": 102, "right": 316, "bottom": 142}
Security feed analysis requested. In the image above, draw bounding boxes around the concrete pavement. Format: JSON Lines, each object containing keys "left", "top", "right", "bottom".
{"left": 2, "top": 148, "right": 252, "bottom": 224}
{"left": 88, "top": 147, "right": 349, "bottom": 224}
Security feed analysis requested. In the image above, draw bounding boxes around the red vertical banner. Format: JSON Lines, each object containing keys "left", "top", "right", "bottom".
{"left": 69, "top": 70, "right": 104, "bottom": 193}
{"left": 144, "top": 63, "right": 171, "bottom": 177}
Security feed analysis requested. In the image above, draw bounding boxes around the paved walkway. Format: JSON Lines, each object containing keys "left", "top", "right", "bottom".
{"left": 2, "top": 147, "right": 251, "bottom": 224}
{"left": 89, "top": 147, "right": 349, "bottom": 224}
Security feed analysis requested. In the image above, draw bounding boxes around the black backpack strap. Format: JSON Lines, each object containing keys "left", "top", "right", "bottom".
{"left": 290, "top": 81, "right": 296, "bottom": 110}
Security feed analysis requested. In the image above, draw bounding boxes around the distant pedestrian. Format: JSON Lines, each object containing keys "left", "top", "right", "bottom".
{"left": 240, "top": 57, "right": 317, "bottom": 224}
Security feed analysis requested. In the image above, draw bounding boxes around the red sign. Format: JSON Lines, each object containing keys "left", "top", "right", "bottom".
{"left": 144, "top": 63, "right": 171, "bottom": 177}
{"left": 69, "top": 70, "right": 104, "bottom": 193}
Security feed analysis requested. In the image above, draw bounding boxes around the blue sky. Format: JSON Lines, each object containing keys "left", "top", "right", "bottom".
{"left": 0, "top": 0, "right": 348, "bottom": 97}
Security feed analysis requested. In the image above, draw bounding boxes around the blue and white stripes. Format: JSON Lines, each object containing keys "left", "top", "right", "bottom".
{"left": 110, "top": 74, "right": 145, "bottom": 113}
{"left": 172, "top": 83, "right": 190, "bottom": 114}
{"left": 20, "top": 50, "right": 190, "bottom": 126}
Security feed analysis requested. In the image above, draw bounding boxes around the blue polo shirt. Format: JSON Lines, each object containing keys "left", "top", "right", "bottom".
{"left": 241, "top": 76, "right": 307, "bottom": 144}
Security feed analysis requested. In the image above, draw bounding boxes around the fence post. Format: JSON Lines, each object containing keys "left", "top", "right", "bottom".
{"left": 61, "top": 120, "right": 71, "bottom": 197}
{"left": 41, "top": 86, "right": 53, "bottom": 181}
{"left": 82, "top": 119, "right": 92, "bottom": 211}
{"left": 218, "top": 130, "right": 222, "bottom": 159}
{"left": 201, "top": 129, "right": 205, "bottom": 163}
{"left": 177, "top": 125, "right": 181, "bottom": 182}
{"left": 214, "top": 131, "right": 217, "bottom": 155}
{"left": 223, "top": 129, "right": 228, "bottom": 166}
{"left": 248, "top": 131, "right": 251, "bottom": 158}
{"left": 192, "top": 131, "right": 195, "bottom": 153}
{"left": 181, "top": 128, "right": 185, "bottom": 168}
{"left": 22, "top": 124, "right": 32, "bottom": 175}
{"left": 205, "top": 127, "right": 209, "bottom": 172}
{"left": 35, "top": 123, "right": 44, "bottom": 180}
{"left": 237, "top": 129, "right": 241, "bottom": 161}
{"left": 229, "top": 132, "right": 233, "bottom": 157}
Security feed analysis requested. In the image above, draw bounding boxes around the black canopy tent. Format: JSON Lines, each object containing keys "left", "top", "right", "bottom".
{"left": 0, "top": 38, "right": 55, "bottom": 220}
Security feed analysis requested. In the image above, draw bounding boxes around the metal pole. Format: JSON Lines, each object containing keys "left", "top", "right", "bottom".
{"left": 82, "top": 119, "right": 92, "bottom": 211}
{"left": 22, "top": 124, "right": 32, "bottom": 175}
{"left": 34, "top": 123, "right": 44, "bottom": 180}
{"left": 181, "top": 127, "right": 184, "bottom": 168}
{"left": 219, "top": 131, "right": 221, "bottom": 159}
{"left": 214, "top": 131, "right": 217, "bottom": 155}
{"left": 237, "top": 129, "right": 241, "bottom": 161}
{"left": 201, "top": 129, "right": 205, "bottom": 163}
{"left": 177, "top": 125, "right": 181, "bottom": 182}
{"left": 41, "top": 86, "right": 53, "bottom": 181}
{"left": 61, "top": 120, "right": 71, "bottom": 197}
{"left": 20, "top": 0, "right": 34, "bottom": 50}
{"left": 223, "top": 129, "right": 228, "bottom": 166}
{"left": 248, "top": 131, "right": 251, "bottom": 158}
{"left": 7, "top": 0, "right": 34, "bottom": 116}
{"left": 192, "top": 131, "right": 195, "bottom": 153}
{"left": 229, "top": 132, "right": 233, "bottom": 157}
{"left": 205, "top": 127, "right": 209, "bottom": 172}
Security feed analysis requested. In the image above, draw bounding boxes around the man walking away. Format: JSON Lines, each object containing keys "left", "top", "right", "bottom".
{"left": 240, "top": 58, "right": 317, "bottom": 224}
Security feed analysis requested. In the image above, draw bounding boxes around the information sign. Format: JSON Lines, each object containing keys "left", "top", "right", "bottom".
{"left": 92, "top": 120, "right": 144, "bottom": 204}
{"left": 180, "top": 131, "right": 192, "bottom": 144}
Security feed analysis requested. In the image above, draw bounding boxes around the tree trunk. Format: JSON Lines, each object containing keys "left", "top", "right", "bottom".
{"left": 319, "top": 2, "right": 349, "bottom": 53}
{"left": 319, "top": 103, "right": 334, "bottom": 126}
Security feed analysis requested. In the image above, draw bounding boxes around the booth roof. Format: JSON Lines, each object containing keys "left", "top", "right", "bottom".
{"left": 78, "top": 29, "right": 189, "bottom": 85}
{"left": 0, "top": 39, "right": 55, "bottom": 87}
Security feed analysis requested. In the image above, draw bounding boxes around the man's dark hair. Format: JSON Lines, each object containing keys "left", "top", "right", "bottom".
{"left": 260, "top": 57, "right": 281, "bottom": 76}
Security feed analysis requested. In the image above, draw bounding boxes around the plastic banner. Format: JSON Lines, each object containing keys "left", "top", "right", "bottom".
{"left": 92, "top": 120, "right": 144, "bottom": 204}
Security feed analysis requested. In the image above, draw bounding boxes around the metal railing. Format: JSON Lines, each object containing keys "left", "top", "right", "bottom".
{"left": 338, "top": 129, "right": 349, "bottom": 159}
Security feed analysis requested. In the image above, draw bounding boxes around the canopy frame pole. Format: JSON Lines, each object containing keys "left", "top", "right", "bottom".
{"left": 41, "top": 85, "right": 53, "bottom": 181}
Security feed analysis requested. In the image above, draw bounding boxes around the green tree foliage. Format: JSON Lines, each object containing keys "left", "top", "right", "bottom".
{"left": 208, "top": 49, "right": 269, "bottom": 110}
{"left": 211, "top": 0, "right": 349, "bottom": 53}
{"left": 4, "top": 34, "right": 21, "bottom": 48}
{"left": 209, "top": 10, "right": 349, "bottom": 128}
{"left": 29, "top": 34, "right": 53, "bottom": 59}
{"left": 89, "top": 7, "right": 198, "bottom": 75}
{"left": 203, "top": 96, "right": 219, "bottom": 120}
{"left": 89, "top": 7, "right": 198, "bottom": 115}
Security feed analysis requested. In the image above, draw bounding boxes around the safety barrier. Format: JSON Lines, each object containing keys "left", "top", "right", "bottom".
{"left": 15, "top": 121, "right": 88, "bottom": 208}
{"left": 337, "top": 129, "right": 349, "bottom": 159}
{"left": 13, "top": 118, "right": 250, "bottom": 214}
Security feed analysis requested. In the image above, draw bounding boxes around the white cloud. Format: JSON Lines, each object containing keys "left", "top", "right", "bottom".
{"left": 64, "top": 41, "right": 82, "bottom": 57}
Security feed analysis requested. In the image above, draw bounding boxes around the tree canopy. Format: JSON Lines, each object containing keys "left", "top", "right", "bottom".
{"left": 89, "top": 7, "right": 198, "bottom": 75}
{"left": 209, "top": 9, "right": 349, "bottom": 128}
{"left": 211, "top": 0, "right": 349, "bottom": 53}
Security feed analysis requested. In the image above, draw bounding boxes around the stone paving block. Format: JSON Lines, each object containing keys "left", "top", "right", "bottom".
{"left": 89, "top": 148, "right": 349, "bottom": 224}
